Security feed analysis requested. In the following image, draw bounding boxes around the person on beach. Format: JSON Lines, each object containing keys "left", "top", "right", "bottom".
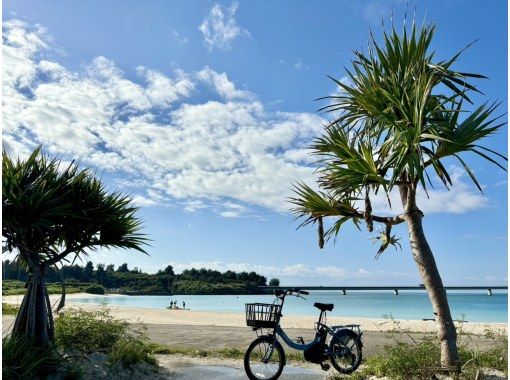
{"left": 183, "top": 301, "right": 185, "bottom": 309}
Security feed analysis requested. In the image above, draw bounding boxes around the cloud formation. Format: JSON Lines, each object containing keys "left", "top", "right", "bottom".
{"left": 3, "top": 19, "right": 490, "bottom": 219}
{"left": 3, "top": 19, "right": 321, "bottom": 216}
{"left": 160, "top": 260, "right": 416, "bottom": 285}
{"left": 198, "top": 1, "right": 248, "bottom": 51}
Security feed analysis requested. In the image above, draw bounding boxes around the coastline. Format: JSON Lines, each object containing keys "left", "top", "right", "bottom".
{"left": 3, "top": 293, "right": 507, "bottom": 335}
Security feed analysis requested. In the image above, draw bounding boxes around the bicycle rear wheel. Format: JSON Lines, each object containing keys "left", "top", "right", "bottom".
{"left": 244, "top": 335, "right": 285, "bottom": 380}
{"left": 329, "top": 329, "right": 362, "bottom": 374}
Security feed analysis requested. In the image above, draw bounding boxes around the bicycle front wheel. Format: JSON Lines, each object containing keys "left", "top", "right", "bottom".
{"left": 244, "top": 335, "right": 285, "bottom": 380}
{"left": 329, "top": 329, "right": 362, "bottom": 374}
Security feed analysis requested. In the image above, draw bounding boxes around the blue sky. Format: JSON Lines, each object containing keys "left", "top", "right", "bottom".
{"left": 2, "top": 0, "right": 507, "bottom": 286}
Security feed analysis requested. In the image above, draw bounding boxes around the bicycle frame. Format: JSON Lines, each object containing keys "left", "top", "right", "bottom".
{"left": 266, "top": 292, "right": 362, "bottom": 353}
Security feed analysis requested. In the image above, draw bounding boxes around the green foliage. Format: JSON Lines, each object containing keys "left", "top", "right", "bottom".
{"left": 354, "top": 340, "right": 440, "bottom": 380}
{"left": 3, "top": 262, "right": 269, "bottom": 295}
{"left": 2, "top": 147, "right": 148, "bottom": 267}
{"left": 2, "top": 303, "right": 19, "bottom": 315}
{"left": 55, "top": 308, "right": 130, "bottom": 352}
{"left": 2, "top": 335, "right": 62, "bottom": 379}
{"left": 269, "top": 278, "right": 280, "bottom": 287}
{"left": 150, "top": 344, "right": 305, "bottom": 362}
{"left": 2, "top": 279, "right": 104, "bottom": 296}
{"left": 172, "top": 280, "right": 264, "bottom": 295}
{"left": 54, "top": 307, "right": 157, "bottom": 368}
{"left": 84, "top": 284, "right": 106, "bottom": 295}
{"left": 291, "top": 20, "right": 506, "bottom": 248}
{"left": 110, "top": 337, "right": 157, "bottom": 367}
{"left": 1, "top": 280, "right": 26, "bottom": 295}
{"left": 350, "top": 325, "right": 508, "bottom": 380}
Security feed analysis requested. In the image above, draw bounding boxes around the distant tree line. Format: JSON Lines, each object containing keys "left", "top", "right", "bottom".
{"left": 2, "top": 260, "right": 275, "bottom": 295}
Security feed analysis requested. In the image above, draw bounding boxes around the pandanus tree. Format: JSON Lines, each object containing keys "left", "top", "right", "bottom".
{"left": 290, "top": 22, "right": 506, "bottom": 369}
{"left": 2, "top": 148, "right": 148, "bottom": 347}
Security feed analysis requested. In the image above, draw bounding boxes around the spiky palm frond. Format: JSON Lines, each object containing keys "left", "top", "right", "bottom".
{"left": 291, "top": 19, "right": 506, "bottom": 251}
{"left": 369, "top": 226, "right": 402, "bottom": 259}
{"left": 318, "top": 22, "right": 506, "bottom": 195}
{"left": 2, "top": 148, "right": 149, "bottom": 267}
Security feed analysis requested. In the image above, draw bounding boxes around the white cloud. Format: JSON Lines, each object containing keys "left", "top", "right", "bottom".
{"left": 2, "top": 19, "right": 492, "bottom": 221}
{"left": 293, "top": 60, "right": 309, "bottom": 71}
{"left": 159, "top": 260, "right": 417, "bottom": 285}
{"left": 198, "top": 1, "right": 248, "bottom": 51}
{"left": 167, "top": 260, "right": 349, "bottom": 279}
{"left": 195, "top": 66, "right": 252, "bottom": 100}
{"left": 171, "top": 29, "right": 188, "bottom": 44}
{"left": 367, "top": 166, "right": 489, "bottom": 216}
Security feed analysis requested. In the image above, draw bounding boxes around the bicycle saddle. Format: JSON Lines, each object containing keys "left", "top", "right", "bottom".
{"left": 313, "top": 302, "right": 334, "bottom": 312}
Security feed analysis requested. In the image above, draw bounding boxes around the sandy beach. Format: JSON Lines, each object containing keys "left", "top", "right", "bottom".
{"left": 3, "top": 293, "right": 507, "bottom": 335}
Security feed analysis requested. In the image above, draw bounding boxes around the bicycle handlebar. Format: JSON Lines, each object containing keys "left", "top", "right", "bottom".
{"left": 274, "top": 288, "right": 309, "bottom": 298}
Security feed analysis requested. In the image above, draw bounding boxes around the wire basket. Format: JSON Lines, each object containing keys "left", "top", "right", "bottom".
{"left": 245, "top": 303, "right": 282, "bottom": 328}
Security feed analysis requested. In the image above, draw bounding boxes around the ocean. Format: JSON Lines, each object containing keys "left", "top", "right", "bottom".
{"left": 68, "top": 290, "right": 508, "bottom": 323}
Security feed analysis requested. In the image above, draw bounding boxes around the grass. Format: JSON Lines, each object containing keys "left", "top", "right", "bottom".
{"left": 2, "top": 335, "right": 63, "bottom": 379}
{"left": 2, "top": 303, "right": 19, "bottom": 315}
{"left": 149, "top": 344, "right": 306, "bottom": 362}
{"left": 347, "top": 319, "right": 508, "bottom": 380}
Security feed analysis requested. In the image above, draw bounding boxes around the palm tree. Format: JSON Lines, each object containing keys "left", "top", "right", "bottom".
{"left": 2, "top": 147, "right": 148, "bottom": 347}
{"left": 290, "top": 22, "right": 506, "bottom": 369}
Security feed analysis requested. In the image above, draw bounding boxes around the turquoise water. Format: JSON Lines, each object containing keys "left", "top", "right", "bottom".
{"left": 69, "top": 291, "right": 508, "bottom": 323}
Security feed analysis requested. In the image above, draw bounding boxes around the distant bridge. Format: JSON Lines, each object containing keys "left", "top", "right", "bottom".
{"left": 260, "top": 285, "right": 508, "bottom": 296}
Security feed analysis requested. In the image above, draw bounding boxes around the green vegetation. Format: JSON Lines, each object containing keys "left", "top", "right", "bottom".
{"left": 2, "top": 335, "right": 62, "bottom": 379}
{"left": 150, "top": 344, "right": 305, "bottom": 362}
{"left": 3, "top": 307, "right": 158, "bottom": 379}
{"left": 290, "top": 19, "right": 506, "bottom": 368}
{"left": 348, "top": 320, "right": 508, "bottom": 380}
{"left": 55, "top": 308, "right": 131, "bottom": 352}
{"left": 2, "top": 279, "right": 103, "bottom": 296}
{"left": 3, "top": 260, "right": 270, "bottom": 295}
{"left": 55, "top": 307, "right": 157, "bottom": 368}
{"left": 3, "top": 147, "right": 148, "bottom": 348}
{"left": 2, "top": 303, "right": 19, "bottom": 315}
{"left": 110, "top": 337, "right": 158, "bottom": 367}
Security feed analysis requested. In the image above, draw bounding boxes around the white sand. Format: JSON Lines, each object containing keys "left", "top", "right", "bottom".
{"left": 2, "top": 293, "right": 507, "bottom": 335}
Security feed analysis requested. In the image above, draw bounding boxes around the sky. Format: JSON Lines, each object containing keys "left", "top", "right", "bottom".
{"left": 2, "top": 0, "right": 508, "bottom": 286}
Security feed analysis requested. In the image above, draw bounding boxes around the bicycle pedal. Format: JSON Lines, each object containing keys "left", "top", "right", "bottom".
{"left": 320, "top": 363, "right": 330, "bottom": 371}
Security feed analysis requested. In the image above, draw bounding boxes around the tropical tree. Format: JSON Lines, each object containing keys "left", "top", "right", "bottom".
{"left": 2, "top": 148, "right": 148, "bottom": 347}
{"left": 290, "top": 22, "right": 506, "bottom": 369}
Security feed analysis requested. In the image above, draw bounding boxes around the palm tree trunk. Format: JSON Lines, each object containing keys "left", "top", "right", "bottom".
{"left": 12, "top": 265, "right": 53, "bottom": 347}
{"left": 402, "top": 185, "right": 460, "bottom": 369}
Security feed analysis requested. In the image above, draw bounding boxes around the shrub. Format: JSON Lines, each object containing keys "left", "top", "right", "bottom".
{"left": 55, "top": 307, "right": 158, "bottom": 368}
{"left": 2, "top": 303, "right": 19, "bottom": 315}
{"left": 55, "top": 308, "right": 129, "bottom": 352}
{"left": 350, "top": 334, "right": 508, "bottom": 380}
{"left": 110, "top": 337, "right": 157, "bottom": 367}
{"left": 2, "top": 335, "right": 62, "bottom": 379}
{"left": 85, "top": 284, "right": 106, "bottom": 295}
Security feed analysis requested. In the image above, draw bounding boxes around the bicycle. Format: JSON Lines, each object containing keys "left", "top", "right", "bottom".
{"left": 244, "top": 288, "right": 363, "bottom": 380}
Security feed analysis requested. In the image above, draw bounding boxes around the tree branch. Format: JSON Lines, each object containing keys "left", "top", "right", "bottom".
{"left": 316, "top": 208, "right": 406, "bottom": 226}
{"left": 43, "top": 241, "right": 103, "bottom": 267}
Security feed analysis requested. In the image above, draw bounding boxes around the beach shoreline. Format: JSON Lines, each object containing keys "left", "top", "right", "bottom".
{"left": 2, "top": 293, "right": 506, "bottom": 335}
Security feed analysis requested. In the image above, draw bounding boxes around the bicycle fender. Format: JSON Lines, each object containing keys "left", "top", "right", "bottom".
{"left": 332, "top": 329, "right": 363, "bottom": 348}
{"left": 259, "top": 335, "right": 287, "bottom": 366}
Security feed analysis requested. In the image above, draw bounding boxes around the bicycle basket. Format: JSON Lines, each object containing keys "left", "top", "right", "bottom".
{"left": 245, "top": 303, "right": 282, "bottom": 328}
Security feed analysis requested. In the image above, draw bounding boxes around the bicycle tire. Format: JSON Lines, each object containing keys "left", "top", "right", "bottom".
{"left": 244, "top": 335, "right": 285, "bottom": 380}
{"left": 329, "top": 329, "right": 363, "bottom": 374}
